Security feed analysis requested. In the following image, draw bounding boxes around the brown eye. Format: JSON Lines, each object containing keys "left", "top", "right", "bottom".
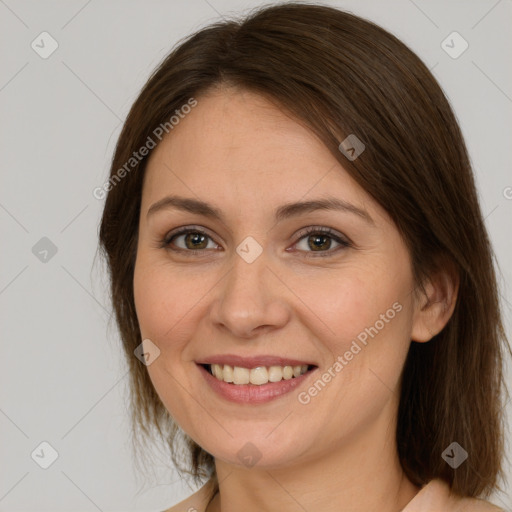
{"left": 164, "top": 228, "right": 219, "bottom": 253}
{"left": 183, "top": 232, "right": 209, "bottom": 250}
{"left": 307, "top": 234, "right": 333, "bottom": 251}
{"left": 293, "top": 227, "right": 351, "bottom": 257}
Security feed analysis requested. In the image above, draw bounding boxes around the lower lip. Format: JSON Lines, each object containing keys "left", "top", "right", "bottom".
{"left": 197, "top": 364, "right": 317, "bottom": 404}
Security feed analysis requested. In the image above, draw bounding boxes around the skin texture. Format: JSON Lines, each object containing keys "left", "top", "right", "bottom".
{"left": 133, "top": 87, "right": 458, "bottom": 512}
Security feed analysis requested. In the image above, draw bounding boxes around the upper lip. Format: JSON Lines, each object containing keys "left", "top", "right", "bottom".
{"left": 196, "top": 354, "right": 317, "bottom": 369}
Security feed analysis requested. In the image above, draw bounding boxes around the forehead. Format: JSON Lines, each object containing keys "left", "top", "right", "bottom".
{"left": 141, "top": 87, "right": 377, "bottom": 220}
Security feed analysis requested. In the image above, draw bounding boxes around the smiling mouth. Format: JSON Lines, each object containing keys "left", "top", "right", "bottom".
{"left": 201, "top": 363, "right": 317, "bottom": 385}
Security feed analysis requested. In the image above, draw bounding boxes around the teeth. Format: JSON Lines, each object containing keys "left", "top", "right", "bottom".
{"left": 283, "top": 366, "right": 294, "bottom": 380}
{"left": 233, "top": 366, "right": 250, "bottom": 385}
{"left": 249, "top": 366, "right": 268, "bottom": 385}
{"left": 223, "top": 364, "right": 234, "bottom": 383}
{"left": 209, "top": 364, "right": 310, "bottom": 385}
{"left": 268, "top": 365, "right": 284, "bottom": 382}
{"left": 213, "top": 364, "right": 223, "bottom": 381}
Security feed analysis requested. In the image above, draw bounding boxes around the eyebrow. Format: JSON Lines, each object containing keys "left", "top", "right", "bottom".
{"left": 147, "top": 194, "right": 375, "bottom": 225}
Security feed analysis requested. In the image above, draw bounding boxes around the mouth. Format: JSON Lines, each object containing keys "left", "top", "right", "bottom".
{"left": 199, "top": 363, "right": 318, "bottom": 386}
{"left": 196, "top": 361, "right": 319, "bottom": 404}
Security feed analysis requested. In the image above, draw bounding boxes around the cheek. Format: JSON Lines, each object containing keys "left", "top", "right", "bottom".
{"left": 291, "top": 264, "right": 412, "bottom": 388}
{"left": 290, "top": 270, "right": 413, "bottom": 434}
{"left": 134, "top": 262, "right": 166, "bottom": 339}
{"left": 133, "top": 258, "right": 203, "bottom": 429}
{"left": 293, "top": 266, "right": 405, "bottom": 342}
{"left": 133, "top": 257, "right": 193, "bottom": 350}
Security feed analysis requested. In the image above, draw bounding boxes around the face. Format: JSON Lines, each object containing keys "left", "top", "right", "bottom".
{"left": 133, "top": 87, "right": 421, "bottom": 470}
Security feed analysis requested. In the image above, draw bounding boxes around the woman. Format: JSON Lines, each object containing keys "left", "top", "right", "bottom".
{"left": 98, "top": 3, "right": 510, "bottom": 511}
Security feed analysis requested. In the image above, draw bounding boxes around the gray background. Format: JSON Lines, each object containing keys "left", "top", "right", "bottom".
{"left": 1, "top": 0, "right": 511, "bottom": 510}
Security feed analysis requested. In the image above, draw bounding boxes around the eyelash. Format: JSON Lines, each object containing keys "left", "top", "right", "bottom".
{"left": 161, "top": 225, "right": 352, "bottom": 258}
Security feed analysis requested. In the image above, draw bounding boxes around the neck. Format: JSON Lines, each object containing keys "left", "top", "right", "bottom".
{"left": 206, "top": 407, "right": 421, "bottom": 512}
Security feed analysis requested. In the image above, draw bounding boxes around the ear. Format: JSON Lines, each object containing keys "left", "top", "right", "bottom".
{"left": 411, "top": 259, "right": 459, "bottom": 343}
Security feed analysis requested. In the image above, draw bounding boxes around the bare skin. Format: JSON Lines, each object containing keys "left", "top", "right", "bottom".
{"left": 133, "top": 86, "right": 458, "bottom": 512}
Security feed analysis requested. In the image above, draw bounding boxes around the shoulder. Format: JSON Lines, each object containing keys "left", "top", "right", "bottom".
{"left": 403, "top": 478, "right": 505, "bottom": 512}
{"left": 452, "top": 495, "right": 505, "bottom": 512}
{"left": 161, "top": 478, "right": 216, "bottom": 512}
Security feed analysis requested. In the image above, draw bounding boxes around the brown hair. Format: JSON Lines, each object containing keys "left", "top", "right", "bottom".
{"left": 98, "top": 1, "right": 511, "bottom": 501}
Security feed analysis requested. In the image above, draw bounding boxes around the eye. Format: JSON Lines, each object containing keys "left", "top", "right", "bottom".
{"left": 162, "top": 227, "right": 220, "bottom": 254}
{"left": 161, "top": 225, "right": 351, "bottom": 258}
{"left": 292, "top": 227, "right": 351, "bottom": 257}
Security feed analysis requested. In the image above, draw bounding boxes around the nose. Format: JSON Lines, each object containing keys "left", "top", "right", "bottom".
{"left": 209, "top": 246, "right": 291, "bottom": 339}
